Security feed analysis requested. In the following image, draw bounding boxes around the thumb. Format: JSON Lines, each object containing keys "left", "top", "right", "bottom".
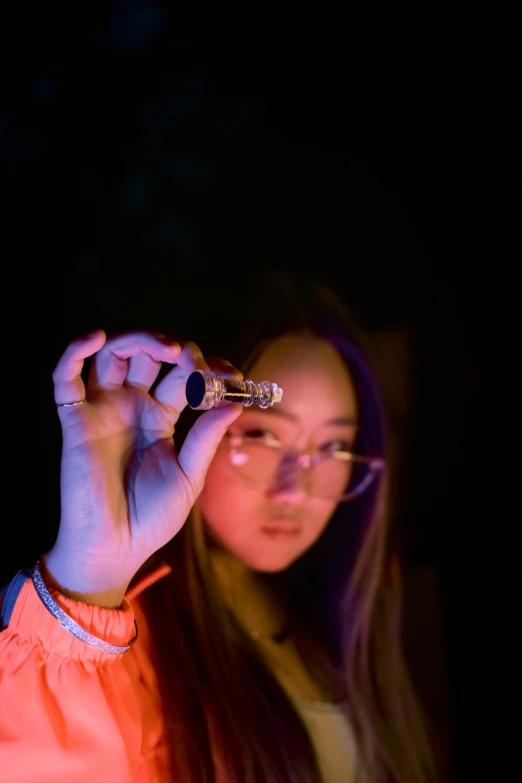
{"left": 178, "top": 403, "right": 243, "bottom": 491}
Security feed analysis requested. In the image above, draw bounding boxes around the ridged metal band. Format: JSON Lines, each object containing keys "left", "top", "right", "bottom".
{"left": 31, "top": 561, "right": 138, "bottom": 655}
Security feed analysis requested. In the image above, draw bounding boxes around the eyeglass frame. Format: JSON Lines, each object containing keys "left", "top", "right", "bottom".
{"left": 223, "top": 432, "right": 386, "bottom": 502}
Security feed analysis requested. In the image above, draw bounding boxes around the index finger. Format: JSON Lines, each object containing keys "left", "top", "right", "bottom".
{"left": 89, "top": 330, "right": 182, "bottom": 391}
{"left": 52, "top": 330, "right": 107, "bottom": 406}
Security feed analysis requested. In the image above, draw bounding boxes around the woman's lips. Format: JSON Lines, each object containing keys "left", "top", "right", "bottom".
{"left": 261, "top": 522, "right": 300, "bottom": 537}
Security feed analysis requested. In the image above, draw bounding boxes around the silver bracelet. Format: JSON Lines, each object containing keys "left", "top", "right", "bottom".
{"left": 31, "top": 561, "right": 138, "bottom": 655}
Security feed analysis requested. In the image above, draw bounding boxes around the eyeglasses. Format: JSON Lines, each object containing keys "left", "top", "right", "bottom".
{"left": 221, "top": 432, "right": 385, "bottom": 502}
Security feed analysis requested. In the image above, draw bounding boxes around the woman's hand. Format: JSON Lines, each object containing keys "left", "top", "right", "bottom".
{"left": 44, "top": 329, "right": 243, "bottom": 606}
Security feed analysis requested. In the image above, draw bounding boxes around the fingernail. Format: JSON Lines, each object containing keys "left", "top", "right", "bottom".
{"left": 80, "top": 330, "right": 102, "bottom": 340}
{"left": 221, "top": 359, "right": 242, "bottom": 372}
{"left": 221, "top": 369, "right": 243, "bottom": 380}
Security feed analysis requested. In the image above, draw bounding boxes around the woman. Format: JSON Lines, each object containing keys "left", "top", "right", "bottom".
{"left": 0, "top": 275, "right": 440, "bottom": 782}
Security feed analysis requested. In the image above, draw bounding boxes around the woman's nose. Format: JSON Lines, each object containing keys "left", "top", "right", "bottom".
{"left": 266, "top": 452, "right": 312, "bottom": 497}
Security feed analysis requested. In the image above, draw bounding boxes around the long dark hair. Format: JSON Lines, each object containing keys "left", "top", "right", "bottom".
{"left": 138, "top": 272, "right": 441, "bottom": 782}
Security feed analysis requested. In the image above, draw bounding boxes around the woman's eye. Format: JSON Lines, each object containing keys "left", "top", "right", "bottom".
{"left": 241, "top": 429, "right": 283, "bottom": 449}
{"left": 321, "top": 440, "right": 352, "bottom": 454}
{"left": 243, "top": 429, "right": 276, "bottom": 441}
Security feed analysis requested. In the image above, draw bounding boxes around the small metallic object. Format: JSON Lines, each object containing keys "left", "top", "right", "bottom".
{"left": 186, "top": 371, "right": 283, "bottom": 411}
{"left": 56, "top": 400, "right": 86, "bottom": 408}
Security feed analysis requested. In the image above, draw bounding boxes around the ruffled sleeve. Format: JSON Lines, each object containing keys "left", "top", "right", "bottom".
{"left": 0, "top": 575, "right": 142, "bottom": 782}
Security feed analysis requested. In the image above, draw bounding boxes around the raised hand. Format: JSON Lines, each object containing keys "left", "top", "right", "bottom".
{"left": 44, "top": 329, "right": 243, "bottom": 606}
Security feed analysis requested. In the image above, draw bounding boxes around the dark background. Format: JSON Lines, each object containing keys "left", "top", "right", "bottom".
{"left": 3, "top": 4, "right": 520, "bottom": 782}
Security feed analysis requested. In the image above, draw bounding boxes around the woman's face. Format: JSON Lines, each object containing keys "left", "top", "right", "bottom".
{"left": 198, "top": 333, "right": 359, "bottom": 572}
